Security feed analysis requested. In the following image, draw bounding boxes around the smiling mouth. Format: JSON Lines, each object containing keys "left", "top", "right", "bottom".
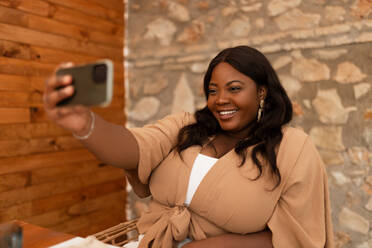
{"left": 217, "top": 110, "right": 237, "bottom": 119}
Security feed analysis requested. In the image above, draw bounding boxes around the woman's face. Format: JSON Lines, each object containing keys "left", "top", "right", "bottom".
{"left": 207, "top": 62, "right": 265, "bottom": 137}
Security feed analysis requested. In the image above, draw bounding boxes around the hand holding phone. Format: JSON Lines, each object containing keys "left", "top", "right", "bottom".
{"left": 43, "top": 60, "right": 112, "bottom": 137}
{"left": 56, "top": 60, "right": 113, "bottom": 107}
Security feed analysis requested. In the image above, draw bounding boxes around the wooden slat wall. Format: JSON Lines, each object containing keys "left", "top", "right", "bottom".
{"left": 0, "top": 0, "right": 126, "bottom": 236}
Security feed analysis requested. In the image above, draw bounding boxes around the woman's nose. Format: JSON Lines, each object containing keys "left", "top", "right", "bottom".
{"left": 215, "top": 91, "right": 229, "bottom": 105}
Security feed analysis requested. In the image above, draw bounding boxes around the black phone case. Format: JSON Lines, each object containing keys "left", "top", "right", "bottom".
{"left": 56, "top": 61, "right": 111, "bottom": 107}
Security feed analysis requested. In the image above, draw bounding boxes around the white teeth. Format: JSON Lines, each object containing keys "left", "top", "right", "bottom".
{"left": 219, "top": 110, "right": 237, "bottom": 115}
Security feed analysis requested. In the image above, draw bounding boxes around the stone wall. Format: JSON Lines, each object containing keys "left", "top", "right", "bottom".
{"left": 125, "top": 0, "right": 372, "bottom": 247}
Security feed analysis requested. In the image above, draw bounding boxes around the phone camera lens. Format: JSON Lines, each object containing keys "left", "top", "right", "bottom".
{"left": 92, "top": 64, "right": 107, "bottom": 84}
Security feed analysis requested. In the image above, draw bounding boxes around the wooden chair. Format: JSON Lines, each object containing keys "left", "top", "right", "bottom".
{"left": 94, "top": 219, "right": 139, "bottom": 247}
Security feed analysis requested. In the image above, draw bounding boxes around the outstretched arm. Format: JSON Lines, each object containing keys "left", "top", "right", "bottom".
{"left": 43, "top": 63, "right": 139, "bottom": 170}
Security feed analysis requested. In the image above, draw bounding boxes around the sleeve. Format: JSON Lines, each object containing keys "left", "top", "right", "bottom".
{"left": 129, "top": 111, "right": 195, "bottom": 185}
{"left": 267, "top": 137, "right": 335, "bottom": 248}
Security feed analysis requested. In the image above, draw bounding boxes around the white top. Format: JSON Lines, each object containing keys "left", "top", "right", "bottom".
{"left": 184, "top": 153, "right": 218, "bottom": 206}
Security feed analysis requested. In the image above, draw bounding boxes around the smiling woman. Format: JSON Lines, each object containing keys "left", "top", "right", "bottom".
{"left": 44, "top": 46, "right": 334, "bottom": 248}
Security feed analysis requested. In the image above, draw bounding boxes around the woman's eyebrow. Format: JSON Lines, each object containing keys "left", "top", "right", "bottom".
{"left": 209, "top": 80, "right": 244, "bottom": 87}
{"left": 226, "top": 80, "right": 244, "bottom": 85}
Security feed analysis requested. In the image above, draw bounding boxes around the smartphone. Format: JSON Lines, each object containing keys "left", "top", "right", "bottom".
{"left": 56, "top": 60, "right": 113, "bottom": 107}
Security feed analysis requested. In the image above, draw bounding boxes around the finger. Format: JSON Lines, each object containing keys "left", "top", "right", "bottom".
{"left": 45, "top": 62, "right": 74, "bottom": 93}
{"left": 44, "top": 74, "right": 73, "bottom": 95}
{"left": 44, "top": 85, "right": 74, "bottom": 109}
{"left": 53, "top": 62, "right": 75, "bottom": 74}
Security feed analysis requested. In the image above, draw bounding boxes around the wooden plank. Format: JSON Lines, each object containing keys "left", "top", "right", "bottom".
{"left": 0, "top": 0, "right": 123, "bottom": 35}
{"left": 29, "top": 103, "right": 125, "bottom": 123}
{"left": 0, "top": 6, "right": 123, "bottom": 48}
{"left": 67, "top": 191, "right": 125, "bottom": 215}
{"left": 0, "top": 0, "right": 51, "bottom": 17}
{"left": 0, "top": 40, "right": 124, "bottom": 80}
{"left": 74, "top": 217, "right": 125, "bottom": 237}
{"left": 0, "top": 149, "right": 96, "bottom": 175}
{"left": 0, "top": 107, "right": 30, "bottom": 124}
{"left": 45, "top": 0, "right": 123, "bottom": 24}
{"left": 0, "top": 179, "right": 125, "bottom": 222}
{"left": 0, "top": 57, "right": 54, "bottom": 77}
{"left": 0, "top": 58, "right": 124, "bottom": 91}
{"left": 31, "top": 159, "right": 102, "bottom": 185}
{"left": 0, "top": 23, "right": 123, "bottom": 60}
{"left": 50, "top": 4, "right": 124, "bottom": 36}
{"left": 52, "top": 203, "right": 125, "bottom": 235}
{"left": 23, "top": 208, "right": 71, "bottom": 229}
{"left": 0, "top": 122, "right": 68, "bottom": 140}
{"left": 0, "top": 167, "right": 125, "bottom": 208}
{"left": 0, "top": 92, "right": 29, "bottom": 107}
{"left": 0, "top": 171, "right": 29, "bottom": 193}
{"left": 0, "top": 74, "right": 31, "bottom": 91}
{"left": 0, "top": 39, "right": 33, "bottom": 60}
{"left": 0, "top": 135, "right": 83, "bottom": 158}
{"left": 88, "top": 0, "right": 124, "bottom": 12}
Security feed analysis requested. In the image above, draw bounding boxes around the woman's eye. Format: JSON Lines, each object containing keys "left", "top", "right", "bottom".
{"left": 230, "top": 86, "right": 241, "bottom": 92}
{"left": 208, "top": 89, "right": 217, "bottom": 95}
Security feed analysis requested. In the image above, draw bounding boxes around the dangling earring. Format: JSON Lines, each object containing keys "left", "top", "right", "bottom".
{"left": 257, "top": 99, "right": 265, "bottom": 122}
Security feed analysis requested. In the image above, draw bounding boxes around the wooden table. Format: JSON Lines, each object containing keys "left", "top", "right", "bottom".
{"left": 12, "top": 221, "right": 75, "bottom": 248}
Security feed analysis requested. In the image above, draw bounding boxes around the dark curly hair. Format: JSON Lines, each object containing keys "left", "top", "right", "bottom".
{"left": 176, "top": 46, "right": 293, "bottom": 189}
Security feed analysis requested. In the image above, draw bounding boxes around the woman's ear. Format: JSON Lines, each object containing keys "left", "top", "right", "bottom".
{"left": 258, "top": 86, "right": 268, "bottom": 99}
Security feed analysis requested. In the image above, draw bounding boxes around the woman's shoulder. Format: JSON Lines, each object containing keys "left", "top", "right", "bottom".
{"left": 281, "top": 125, "right": 309, "bottom": 145}
{"left": 278, "top": 126, "right": 325, "bottom": 180}
{"left": 161, "top": 111, "right": 196, "bottom": 127}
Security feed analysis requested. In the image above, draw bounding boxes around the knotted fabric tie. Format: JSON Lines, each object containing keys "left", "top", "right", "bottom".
{"left": 137, "top": 203, "right": 206, "bottom": 248}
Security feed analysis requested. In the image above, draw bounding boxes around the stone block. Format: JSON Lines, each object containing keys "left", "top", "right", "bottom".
{"left": 190, "top": 62, "right": 209, "bottom": 74}
{"left": 331, "top": 171, "right": 351, "bottom": 186}
{"left": 334, "top": 62, "right": 367, "bottom": 84}
{"left": 312, "top": 49, "right": 348, "bottom": 60}
{"left": 177, "top": 54, "right": 209, "bottom": 63}
{"left": 355, "top": 32, "right": 372, "bottom": 43}
{"left": 309, "top": 126, "right": 345, "bottom": 151}
{"left": 267, "top": 0, "right": 301, "bottom": 17}
{"left": 171, "top": 73, "right": 195, "bottom": 114}
{"left": 351, "top": 0, "right": 372, "bottom": 19}
{"left": 338, "top": 207, "right": 370, "bottom": 234}
{"left": 347, "top": 147, "right": 370, "bottom": 165}
{"left": 241, "top": 3, "right": 262, "bottom": 12}
{"left": 278, "top": 74, "right": 301, "bottom": 98}
{"left": 312, "top": 89, "right": 356, "bottom": 124}
{"left": 328, "top": 35, "right": 353, "bottom": 46}
{"left": 167, "top": 1, "right": 190, "bottom": 22}
{"left": 184, "top": 44, "right": 213, "bottom": 53}
{"left": 365, "top": 197, "right": 372, "bottom": 211}
{"left": 324, "top": 6, "right": 346, "bottom": 23}
{"left": 177, "top": 20, "right": 205, "bottom": 44}
{"left": 291, "top": 58, "right": 330, "bottom": 82}
{"left": 225, "top": 17, "right": 251, "bottom": 38}
{"left": 130, "top": 97, "right": 160, "bottom": 121}
{"left": 143, "top": 75, "right": 168, "bottom": 95}
{"left": 319, "top": 150, "right": 344, "bottom": 166}
{"left": 273, "top": 56, "right": 292, "bottom": 70}
{"left": 260, "top": 44, "right": 281, "bottom": 53}
{"left": 222, "top": 6, "right": 238, "bottom": 16}
{"left": 275, "top": 8, "right": 321, "bottom": 31}
{"left": 144, "top": 18, "right": 177, "bottom": 46}
{"left": 135, "top": 59, "right": 162, "bottom": 68}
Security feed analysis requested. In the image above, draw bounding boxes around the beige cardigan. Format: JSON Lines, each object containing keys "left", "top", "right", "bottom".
{"left": 129, "top": 112, "right": 334, "bottom": 248}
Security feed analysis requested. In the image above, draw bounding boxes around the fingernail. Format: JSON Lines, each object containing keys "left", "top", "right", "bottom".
{"left": 65, "top": 85, "right": 73, "bottom": 94}
{"left": 63, "top": 75, "right": 71, "bottom": 83}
